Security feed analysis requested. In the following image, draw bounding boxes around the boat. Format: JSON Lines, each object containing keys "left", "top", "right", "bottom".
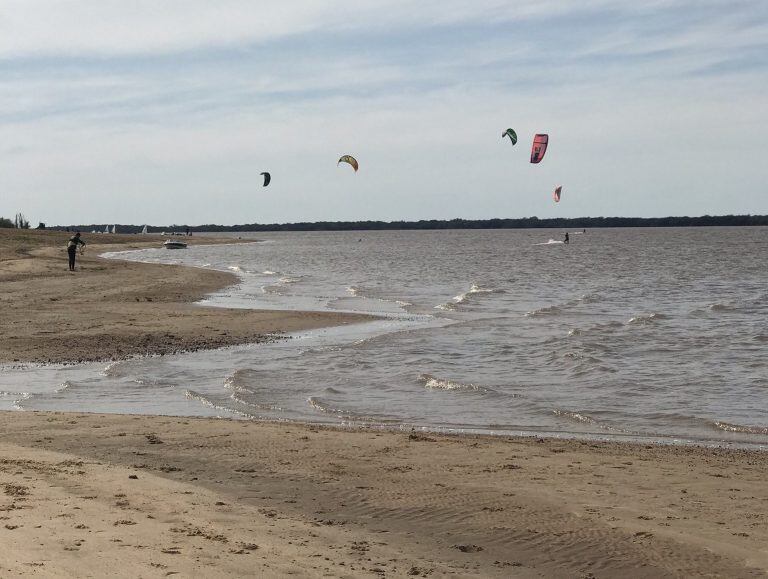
{"left": 110, "top": 225, "right": 116, "bottom": 234}
{"left": 163, "top": 239, "right": 187, "bottom": 249}
{"left": 103, "top": 225, "right": 109, "bottom": 233}
{"left": 141, "top": 225, "right": 148, "bottom": 234}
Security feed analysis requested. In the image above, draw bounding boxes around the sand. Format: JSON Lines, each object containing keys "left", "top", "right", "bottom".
{"left": 0, "top": 230, "right": 372, "bottom": 364}
{"left": 0, "top": 415, "right": 766, "bottom": 577}
{"left": 1, "top": 229, "right": 766, "bottom": 577}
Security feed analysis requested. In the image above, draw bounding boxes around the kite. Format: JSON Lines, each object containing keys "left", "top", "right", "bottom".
{"left": 553, "top": 185, "right": 562, "bottom": 203}
{"left": 530, "top": 134, "right": 548, "bottom": 164}
{"left": 260, "top": 172, "right": 271, "bottom": 187}
{"left": 502, "top": 128, "right": 517, "bottom": 145}
{"left": 338, "top": 155, "right": 359, "bottom": 172}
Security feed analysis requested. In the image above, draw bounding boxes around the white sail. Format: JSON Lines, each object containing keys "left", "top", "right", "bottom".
{"left": 111, "top": 225, "right": 116, "bottom": 234}
{"left": 104, "top": 225, "right": 109, "bottom": 233}
{"left": 141, "top": 225, "right": 148, "bottom": 234}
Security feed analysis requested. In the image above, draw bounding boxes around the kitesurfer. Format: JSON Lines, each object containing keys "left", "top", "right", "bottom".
{"left": 67, "top": 232, "right": 86, "bottom": 271}
{"left": 564, "top": 232, "right": 570, "bottom": 245}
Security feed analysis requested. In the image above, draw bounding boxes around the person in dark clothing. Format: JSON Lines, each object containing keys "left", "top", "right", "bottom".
{"left": 67, "top": 232, "right": 86, "bottom": 271}
{"left": 564, "top": 232, "right": 570, "bottom": 244}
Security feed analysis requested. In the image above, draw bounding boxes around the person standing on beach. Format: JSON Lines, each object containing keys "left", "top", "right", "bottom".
{"left": 67, "top": 232, "right": 86, "bottom": 271}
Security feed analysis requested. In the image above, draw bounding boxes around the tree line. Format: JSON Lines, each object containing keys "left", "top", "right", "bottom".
{"left": 55, "top": 214, "right": 768, "bottom": 234}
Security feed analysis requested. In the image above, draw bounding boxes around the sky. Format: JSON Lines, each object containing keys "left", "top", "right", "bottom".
{"left": 1, "top": 1, "right": 767, "bottom": 225}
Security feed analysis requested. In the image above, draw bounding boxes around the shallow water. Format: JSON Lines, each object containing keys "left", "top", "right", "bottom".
{"left": 3, "top": 227, "right": 767, "bottom": 447}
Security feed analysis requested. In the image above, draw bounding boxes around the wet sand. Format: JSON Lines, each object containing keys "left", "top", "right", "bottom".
{"left": 0, "top": 413, "right": 766, "bottom": 577}
{"left": 0, "top": 230, "right": 372, "bottom": 364}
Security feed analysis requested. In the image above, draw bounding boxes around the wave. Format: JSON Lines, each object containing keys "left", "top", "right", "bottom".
{"left": 228, "top": 266, "right": 243, "bottom": 272}
{"left": 435, "top": 283, "right": 501, "bottom": 311}
{"left": 567, "top": 321, "right": 623, "bottom": 337}
{"left": 223, "top": 369, "right": 257, "bottom": 393}
{"left": 525, "top": 305, "right": 562, "bottom": 317}
{"left": 552, "top": 409, "right": 598, "bottom": 425}
{"left": 552, "top": 409, "right": 625, "bottom": 432}
{"left": 262, "top": 270, "right": 278, "bottom": 275}
{"left": 711, "top": 420, "right": 768, "bottom": 436}
{"left": 55, "top": 381, "right": 73, "bottom": 393}
{"left": 418, "top": 373, "right": 492, "bottom": 393}
{"left": 185, "top": 389, "right": 257, "bottom": 419}
{"left": 627, "top": 312, "right": 668, "bottom": 325}
{"left": 101, "top": 360, "right": 125, "bottom": 377}
{"left": 305, "top": 396, "right": 395, "bottom": 423}
{"left": 577, "top": 293, "right": 601, "bottom": 304}
{"left": 534, "top": 239, "right": 564, "bottom": 246}
{"left": 279, "top": 276, "right": 301, "bottom": 284}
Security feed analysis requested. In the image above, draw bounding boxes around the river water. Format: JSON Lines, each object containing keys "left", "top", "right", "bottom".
{"left": 2, "top": 227, "right": 766, "bottom": 447}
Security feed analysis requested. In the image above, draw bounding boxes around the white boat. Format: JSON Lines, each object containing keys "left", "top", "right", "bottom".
{"left": 163, "top": 239, "right": 187, "bottom": 249}
{"left": 103, "top": 225, "right": 109, "bottom": 233}
{"left": 141, "top": 225, "right": 148, "bottom": 234}
{"left": 110, "top": 225, "right": 116, "bottom": 234}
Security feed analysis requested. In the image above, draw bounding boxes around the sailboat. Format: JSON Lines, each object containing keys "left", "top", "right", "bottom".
{"left": 103, "top": 225, "right": 109, "bottom": 233}
{"left": 110, "top": 225, "right": 116, "bottom": 234}
{"left": 141, "top": 225, "right": 148, "bottom": 234}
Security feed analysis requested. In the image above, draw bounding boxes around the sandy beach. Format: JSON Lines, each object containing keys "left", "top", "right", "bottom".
{"left": 0, "top": 230, "right": 372, "bottom": 364}
{"left": 0, "top": 414, "right": 766, "bottom": 577}
{"left": 1, "top": 230, "right": 767, "bottom": 577}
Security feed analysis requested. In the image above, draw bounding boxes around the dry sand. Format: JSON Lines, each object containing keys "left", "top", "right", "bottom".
{"left": 0, "top": 229, "right": 372, "bottom": 364}
{"left": 1, "top": 229, "right": 766, "bottom": 577}
{"left": 0, "top": 414, "right": 766, "bottom": 577}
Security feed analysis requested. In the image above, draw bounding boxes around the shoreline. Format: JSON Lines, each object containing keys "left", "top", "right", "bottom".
{"left": 1, "top": 410, "right": 766, "bottom": 577}
{"left": 0, "top": 230, "right": 374, "bottom": 364}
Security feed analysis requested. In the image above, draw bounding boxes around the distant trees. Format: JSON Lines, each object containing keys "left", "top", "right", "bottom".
{"left": 0, "top": 216, "right": 13, "bottom": 228}
{"left": 13, "top": 213, "right": 30, "bottom": 229}
{"left": 55, "top": 214, "right": 768, "bottom": 233}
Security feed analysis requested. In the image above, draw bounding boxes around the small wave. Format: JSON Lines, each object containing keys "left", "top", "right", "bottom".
{"left": 525, "top": 305, "right": 562, "bottom": 317}
{"left": 279, "top": 276, "right": 301, "bottom": 284}
{"left": 553, "top": 409, "right": 598, "bottom": 425}
{"left": 418, "top": 373, "right": 490, "bottom": 393}
{"left": 55, "top": 381, "right": 73, "bottom": 393}
{"left": 568, "top": 321, "right": 623, "bottom": 337}
{"left": 712, "top": 420, "right": 768, "bottom": 436}
{"left": 101, "top": 360, "right": 124, "bottom": 377}
{"left": 627, "top": 313, "right": 667, "bottom": 325}
{"left": 347, "top": 286, "right": 362, "bottom": 297}
{"left": 305, "top": 396, "right": 385, "bottom": 422}
{"left": 262, "top": 270, "right": 277, "bottom": 275}
{"left": 707, "top": 303, "right": 732, "bottom": 312}
{"left": 185, "top": 389, "right": 256, "bottom": 419}
{"left": 534, "top": 239, "right": 564, "bottom": 246}
{"left": 435, "top": 282, "right": 499, "bottom": 311}
{"left": 228, "top": 266, "right": 243, "bottom": 272}
{"left": 577, "top": 293, "right": 600, "bottom": 304}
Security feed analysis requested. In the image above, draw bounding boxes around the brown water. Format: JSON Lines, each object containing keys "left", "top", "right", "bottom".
{"left": 4, "top": 227, "right": 768, "bottom": 447}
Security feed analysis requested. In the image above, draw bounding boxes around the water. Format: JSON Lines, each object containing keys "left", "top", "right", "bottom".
{"left": 2, "top": 228, "right": 767, "bottom": 447}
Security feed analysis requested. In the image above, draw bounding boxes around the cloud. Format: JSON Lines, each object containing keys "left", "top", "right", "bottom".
{"left": 0, "top": 1, "right": 766, "bottom": 224}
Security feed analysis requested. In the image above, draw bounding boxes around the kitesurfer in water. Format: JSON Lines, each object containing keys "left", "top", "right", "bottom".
{"left": 67, "top": 232, "right": 86, "bottom": 271}
{"left": 564, "top": 232, "right": 570, "bottom": 245}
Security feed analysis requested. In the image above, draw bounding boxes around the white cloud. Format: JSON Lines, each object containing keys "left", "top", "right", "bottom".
{"left": 0, "top": 1, "right": 766, "bottom": 224}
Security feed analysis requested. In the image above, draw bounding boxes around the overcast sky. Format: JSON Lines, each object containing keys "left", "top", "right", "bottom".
{"left": 1, "top": 1, "right": 766, "bottom": 225}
